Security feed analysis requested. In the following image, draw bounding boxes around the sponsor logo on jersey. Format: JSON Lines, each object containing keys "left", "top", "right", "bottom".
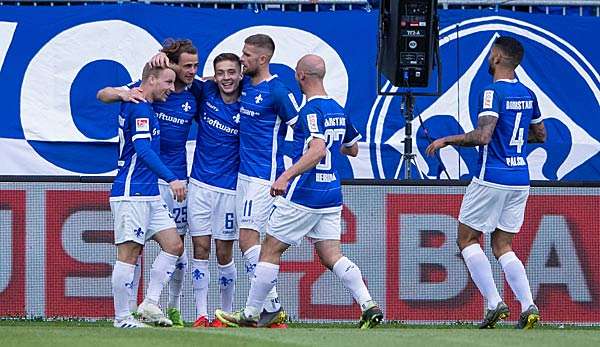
{"left": 156, "top": 112, "right": 187, "bottom": 125}
{"left": 203, "top": 115, "right": 239, "bottom": 135}
{"left": 135, "top": 118, "right": 149, "bottom": 132}
{"left": 205, "top": 101, "right": 219, "bottom": 112}
{"left": 240, "top": 106, "right": 260, "bottom": 117}
{"left": 483, "top": 90, "right": 494, "bottom": 109}
{"left": 307, "top": 113, "right": 319, "bottom": 133}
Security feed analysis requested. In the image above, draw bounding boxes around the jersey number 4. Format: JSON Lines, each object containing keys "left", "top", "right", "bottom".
{"left": 510, "top": 111, "right": 525, "bottom": 154}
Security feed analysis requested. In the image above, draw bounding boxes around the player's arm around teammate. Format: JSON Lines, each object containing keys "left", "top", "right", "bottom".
{"left": 110, "top": 65, "right": 185, "bottom": 328}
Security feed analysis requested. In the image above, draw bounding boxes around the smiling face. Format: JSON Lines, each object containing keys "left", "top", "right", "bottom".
{"left": 153, "top": 68, "right": 176, "bottom": 102}
{"left": 214, "top": 59, "right": 242, "bottom": 96}
{"left": 173, "top": 52, "right": 199, "bottom": 85}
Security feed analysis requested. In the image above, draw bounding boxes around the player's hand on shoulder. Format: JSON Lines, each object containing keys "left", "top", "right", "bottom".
{"left": 149, "top": 52, "right": 169, "bottom": 68}
{"left": 169, "top": 180, "right": 187, "bottom": 202}
{"left": 425, "top": 138, "right": 447, "bottom": 157}
{"left": 270, "top": 176, "right": 289, "bottom": 197}
{"left": 120, "top": 87, "right": 145, "bottom": 104}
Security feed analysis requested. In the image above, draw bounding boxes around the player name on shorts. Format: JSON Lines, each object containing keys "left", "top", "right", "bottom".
{"left": 324, "top": 117, "right": 346, "bottom": 127}
{"left": 316, "top": 172, "right": 337, "bottom": 183}
{"left": 203, "top": 115, "right": 238, "bottom": 135}
{"left": 505, "top": 100, "right": 533, "bottom": 110}
{"left": 240, "top": 106, "right": 260, "bottom": 117}
{"left": 506, "top": 156, "right": 526, "bottom": 167}
{"left": 156, "top": 112, "right": 187, "bottom": 125}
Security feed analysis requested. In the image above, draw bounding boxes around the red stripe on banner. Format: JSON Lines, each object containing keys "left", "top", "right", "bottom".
{"left": 280, "top": 205, "right": 362, "bottom": 320}
{"left": 0, "top": 190, "right": 26, "bottom": 316}
{"left": 45, "top": 190, "right": 113, "bottom": 317}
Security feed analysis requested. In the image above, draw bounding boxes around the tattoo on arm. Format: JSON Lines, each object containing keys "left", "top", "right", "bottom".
{"left": 444, "top": 115, "right": 498, "bottom": 147}
{"left": 528, "top": 123, "right": 546, "bottom": 143}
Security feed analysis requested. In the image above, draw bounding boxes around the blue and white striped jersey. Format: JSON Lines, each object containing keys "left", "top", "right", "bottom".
{"left": 110, "top": 101, "right": 176, "bottom": 201}
{"left": 238, "top": 75, "right": 298, "bottom": 184}
{"left": 189, "top": 80, "right": 240, "bottom": 193}
{"left": 473, "top": 79, "right": 542, "bottom": 189}
{"left": 125, "top": 80, "right": 198, "bottom": 181}
{"left": 281, "top": 96, "right": 361, "bottom": 212}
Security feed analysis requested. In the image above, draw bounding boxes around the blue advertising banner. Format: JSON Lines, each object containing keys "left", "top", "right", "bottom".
{"left": 0, "top": 4, "right": 598, "bottom": 180}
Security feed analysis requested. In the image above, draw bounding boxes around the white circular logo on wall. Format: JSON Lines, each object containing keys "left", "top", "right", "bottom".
{"left": 204, "top": 25, "right": 349, "bottom": 108}
{"left": 368, "top": 16, "right": 600, "bottom": 180}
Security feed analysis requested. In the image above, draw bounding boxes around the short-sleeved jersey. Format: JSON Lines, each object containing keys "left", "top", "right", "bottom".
{"left": 190, "top": 80, "right": 240, "bottom": 193}
{"left": 473, "top": 79, "right": 542, "bottom": 189}
{"left": 125, "top": 80, "right": 197, "bottom": 180}
{"left": 110, "top": 102, "right": 163, "bottom": 201}
{"left": 238, "top": 75, "right": 298, "bottom": 183}
{"left": 281, "top": 96, "right": 361, "bottom": 212}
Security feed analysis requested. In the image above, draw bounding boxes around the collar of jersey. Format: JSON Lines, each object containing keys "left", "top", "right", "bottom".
{"left": 495, "top": 78, "right": 518, "bottom": 83}
{"left": 307, "top": 95, "right": 331, "bottom": 102}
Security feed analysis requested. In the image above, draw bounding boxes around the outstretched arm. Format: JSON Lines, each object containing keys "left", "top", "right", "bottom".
{"left": 97, "top": 86, "right": 145, "bottom": 104}
{"left": 425, "top": 115, "right": 498, "bottom": 156}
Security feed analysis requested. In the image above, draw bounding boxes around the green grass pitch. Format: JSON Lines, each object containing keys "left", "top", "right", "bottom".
{"left": 1, "top": 321, "right": 599, "bottom": 347}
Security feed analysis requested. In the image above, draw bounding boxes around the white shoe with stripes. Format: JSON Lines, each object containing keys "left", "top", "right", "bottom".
{"left": 113, "top": 316, "right": 149, "bottom": 329}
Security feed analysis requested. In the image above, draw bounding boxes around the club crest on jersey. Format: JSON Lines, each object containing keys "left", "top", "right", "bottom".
{"left": 255, "top": 93, "right": 263, "bottom": 104}
{"left": 135, "top": 118, "right": 149, "bottom": 132}
{"left": 483, "top": 90, "right": 494, "bottom": 109}
{"left": 181, "top": 101, "right": 191, "bottom": 112}
{"left": 233, "top": 113, "right": 240, "bottom": 124}
{"left": 307, "top": 113, "right": 319, "bottom": 133}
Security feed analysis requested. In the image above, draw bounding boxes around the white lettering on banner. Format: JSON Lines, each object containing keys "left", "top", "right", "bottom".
{"left": 20, "top": 20, "right": 161, "bottom": 142}
{"left": 527, "top": 215, "right": 592, "bottom": 302}
{"left": 399, "top": 214, "right": 469, "bottom": 301}
{"left": 0, "top": 210, "right": 12, "bottom": 293}
{"left": 61, "top": 211, "right": 114, "bottom": 298}
{"left": 0, "top": 22, "right": 18, "bottom": 72}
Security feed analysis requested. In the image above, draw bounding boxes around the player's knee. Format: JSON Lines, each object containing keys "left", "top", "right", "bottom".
{"left": 193, "top": 244, "right": 210, "bottom": 260}
{"left": 164, "top": 239, "right": 184, "bottom": 256}
{"left": 239, "top": 228, "right": 259, "bottom": 252}
{"left": 491, "top": 242, "right": 512, "bottom": 259}
{"left": 216, "top": 246, "right": 233, "bottom": 265}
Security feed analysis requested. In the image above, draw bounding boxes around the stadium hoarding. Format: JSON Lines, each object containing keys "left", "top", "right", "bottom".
{"left": 0, "top": 4, "right": 599, "bottom": 181}
{"left": 1, "top": 181, "right": 598, "bottom": 324}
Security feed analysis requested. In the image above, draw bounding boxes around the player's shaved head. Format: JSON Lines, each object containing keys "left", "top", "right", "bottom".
{"left": 296, "top": 54, "right": 326, "bottom": 79}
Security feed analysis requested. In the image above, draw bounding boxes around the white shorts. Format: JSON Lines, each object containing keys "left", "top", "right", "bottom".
{"left": 236, "top": 178, "right": 275, "bottom": 233}
{"left": 159, "top": 183, "right": 188, "bottom": 235}
{"left": 110, "top": 200, "right": 176, "bottom": 245}
{"left": 188, "top": 183, "right": 238, "bottom": 240}
{"left": 458, "top": 181, "right": 529, "bottom": 233}
{"left": 267, "top": 199, "right": 341, "bottom": 247}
